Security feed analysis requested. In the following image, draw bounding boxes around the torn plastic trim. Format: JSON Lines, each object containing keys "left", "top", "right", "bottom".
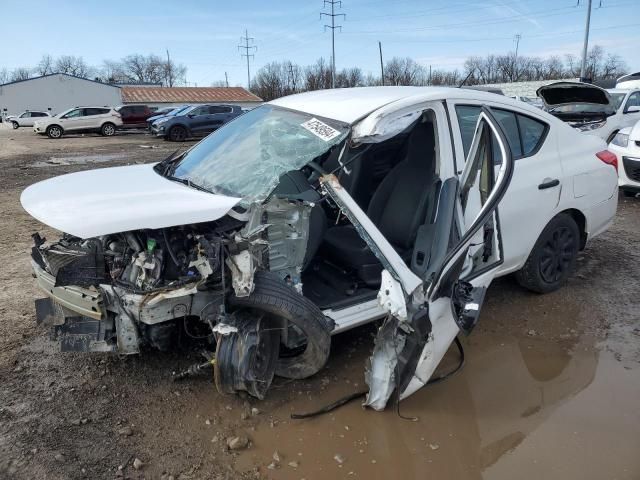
{"left": 320, "top": 174, "right": 422, "bottom": 298}
{"left": 351, "top": 98, "right": 438, "bottom": 144}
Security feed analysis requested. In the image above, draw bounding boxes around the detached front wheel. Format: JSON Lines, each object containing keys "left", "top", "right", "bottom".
{"left": 229, "top": 271, "right": 332, "bottom": 380}
{"left": 515, "top": 213, "right": 580, "bottom": 293}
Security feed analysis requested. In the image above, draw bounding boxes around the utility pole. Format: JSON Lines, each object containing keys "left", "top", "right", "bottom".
{"left": 166, "top": 48, "right": 172, "bottom": 87}
{"left": 321, "top": 0, "right": 345, "bottom": 88}
{"left": 378, "top": 41, "right": 384, "bottom": 86}
{"left": 224, "top": 72, "right": 229, "bottom": 88}
{"left": 238, "top": 29, "right": 257, "bottom": 89}
{"left": 513, "top": 34, "right": 521, "bottom": 81}
{"left": 578, "top": 0, "right": 593, "bottom": 81}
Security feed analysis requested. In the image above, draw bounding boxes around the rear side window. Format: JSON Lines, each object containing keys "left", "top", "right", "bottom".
{"left": 33, "top": 112, "right": 47, "bottom": 117}
{"left": 455, "top": 105, "right": 547, "bottom": 160}
{"left": 210, "top": 106, "right": 233, "bottom": 114}
{"left": 84, "top": 108, "right": 110, "bottom": 116}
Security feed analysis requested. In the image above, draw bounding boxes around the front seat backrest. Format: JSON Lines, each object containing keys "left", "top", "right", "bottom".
{"left": 366, "top": 121, "right": 435, "bottom": 251}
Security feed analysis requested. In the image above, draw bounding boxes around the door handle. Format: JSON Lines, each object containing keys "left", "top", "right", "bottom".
{"left": 538, "top": 178, "right": 560, "bottom": 190}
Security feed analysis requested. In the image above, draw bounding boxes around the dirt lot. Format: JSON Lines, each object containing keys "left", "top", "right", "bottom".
{"left": 1, "top": 125, "right": 639, "bottom": 480}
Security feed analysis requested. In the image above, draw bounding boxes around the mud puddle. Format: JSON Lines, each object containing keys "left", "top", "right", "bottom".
{"left": 32, "top": 153, "right": 128, "bottom": 167}
{"left": 230, "top": 336, "right": 639, "bottom": 480}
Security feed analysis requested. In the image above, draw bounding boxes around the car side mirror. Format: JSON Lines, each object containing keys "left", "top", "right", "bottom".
{"left": 625, "top": 106, "right": 640, "bottom": 113}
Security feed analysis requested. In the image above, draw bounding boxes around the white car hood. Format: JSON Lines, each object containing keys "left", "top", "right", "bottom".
{"left": 20, "top": 163, "right": 242, "bottom": 238}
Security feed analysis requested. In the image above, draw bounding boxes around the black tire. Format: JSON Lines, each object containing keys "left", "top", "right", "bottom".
{"left": 167, "top": 125, "right": 187, "bottom": 142}
{"left": 46, "top": 125, "right": 63, "bottom": 139}
{"left": 100, "top": 122, "right": 116, "bottom": 136}
{"left": 622, "top": 189, "right": 637, "bottom": 198}
{"left": 229, "top": 271, "right": 332, "bottom": 379}
{"left": 11, "top": 121, "right": 19, "bottom": 129}
{"left": 515, "top": 213, "right": 580, "bottom": 293}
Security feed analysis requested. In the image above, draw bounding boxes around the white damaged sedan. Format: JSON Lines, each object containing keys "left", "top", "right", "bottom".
{"left": 21, "top": 87, "right": 617, "bottom": 410}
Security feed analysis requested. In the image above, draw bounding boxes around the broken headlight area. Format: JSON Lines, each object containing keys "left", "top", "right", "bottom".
{"left": 30, "top": 198, "right": 332, "bottom": 400}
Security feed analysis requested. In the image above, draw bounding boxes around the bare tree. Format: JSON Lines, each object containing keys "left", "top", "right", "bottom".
{"left": 54, "top": 55, "right": 91, "bottom": 77}
{"left": 0, "top": 68, "right": 10, "bottom": 84}
{"left": 304, "top": 58, "right": 332, "bottom": 91}
{"left": 36, "top": 55, "right": 54, "bottom": 76}
{"left": 10, "top": 67, "right": 32, "bottom": 82}
{"left": 336, "top": 67, "right": 364, "bottom": 88}
{"left": 384, "top": 57, "right": 424, "bottom": 86}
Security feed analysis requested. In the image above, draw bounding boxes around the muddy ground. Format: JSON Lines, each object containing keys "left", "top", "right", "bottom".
{"left": 0, "top": 125, "right": 639, "bottom": 480}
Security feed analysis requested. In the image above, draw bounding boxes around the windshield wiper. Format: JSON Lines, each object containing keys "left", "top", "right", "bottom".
{"left": 156, "top": 149, "right": 187, "bottom": 176}
{"left": 164, "top": 175, "right": 212, "bottom": 194}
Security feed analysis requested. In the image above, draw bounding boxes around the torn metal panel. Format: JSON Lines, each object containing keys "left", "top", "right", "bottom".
{"left": 320, "top": 174, "right": 422, "bottom": 298}
{"left": 240, "top": 197, "right": 312, "bottom": 292}
{"left": 377, "top": 270, "right": 408, "bottom": 321}
{"left": 363, "top": 316, "right": 406, "bottom": 411}
{"left": 227, "top": 250, "right": 256, "bottom": 297}
{"left": 115, "top": 313, "right": 141, "bottom": 354}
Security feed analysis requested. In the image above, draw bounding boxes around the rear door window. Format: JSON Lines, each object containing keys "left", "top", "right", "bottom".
{"left": 210, "top": 106, "right": 233, "bottom": 114}
{"left": 455, "top": 105, "right": 547, "bottom": 160}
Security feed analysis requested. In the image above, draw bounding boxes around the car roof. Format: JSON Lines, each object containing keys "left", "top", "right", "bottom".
{"left": 268, "top": 86, "right": 532, "bottom": 125}
{"left": 607, "top": 88, "right": 634, "bottom": 94}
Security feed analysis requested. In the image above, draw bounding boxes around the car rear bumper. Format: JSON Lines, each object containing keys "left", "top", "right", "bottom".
{"left": 608, "top": 143, "right": 640, "bottom": 188}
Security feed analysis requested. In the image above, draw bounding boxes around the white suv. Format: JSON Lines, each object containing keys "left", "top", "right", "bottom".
{"left": 34, "top": 106, "right": 123, "bottom": 139}
{"left": 6, "top": 111, "right": 51, "bottom": 129}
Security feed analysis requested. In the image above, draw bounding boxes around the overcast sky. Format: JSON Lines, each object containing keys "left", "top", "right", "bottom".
{"left": 1, "top": 0, "right": 638, "bottom": 87}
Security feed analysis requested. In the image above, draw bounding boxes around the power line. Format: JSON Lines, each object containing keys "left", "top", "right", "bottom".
{"left": 321, "top": 0, "right": 345, "bottom": 88}
{"left": 238, "top": 29, "right": 257, "bottom": 89}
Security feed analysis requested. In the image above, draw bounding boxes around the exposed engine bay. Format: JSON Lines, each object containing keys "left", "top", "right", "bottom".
{"left": 31, "top": 193, "right": 332, "bottom": 399}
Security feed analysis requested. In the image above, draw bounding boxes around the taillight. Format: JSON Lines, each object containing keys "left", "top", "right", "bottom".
{"left": 596, "top": 150, "right": 618, "bottom": 172}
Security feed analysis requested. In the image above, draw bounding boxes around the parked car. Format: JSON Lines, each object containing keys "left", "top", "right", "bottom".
{"left": 146, "top": 105, "right": 190, "bottom": 130}
{"left": 616, "top": 72, "right": 640, "bottom": 89}
{"left": 6, "top": 111, "right": 51, "bottom": 129}
{"left": 115, "top": 105, "right": 156, "bottom": 129}
{"left": 608, "top": 119, "right": 640, "bottom": 197}
{"left": 537, "top": 81, "right": 640, "bottom": 142}
{"left": 152, "top": 104, "right": 244, "bottom": 141}
{"left": 510, "top": 96, "right": 544, "bottom": 109}
{"left": 21, "top": 86, "right": 617, "bottom": 408}
{"left": 33, "top": 107, "right": 123, "bottom": 138}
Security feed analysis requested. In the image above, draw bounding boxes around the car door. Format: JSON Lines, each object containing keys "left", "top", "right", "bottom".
{"left": 186, "top": 105, "right": 211, "bottom": 135}
{"left": 58, "top": 108, "right": 85, "bottom": 132}
{"left": 322, "top": 107, "right": 514, "bottom": 410}
{"left": 447, "top": 100, "right": 559, "bottom": 274}
{"left": 206, "top": 105, "right": 231, "bottom": 132}
{"left": 19, "top": 112, "right": 32, "bottom": 126}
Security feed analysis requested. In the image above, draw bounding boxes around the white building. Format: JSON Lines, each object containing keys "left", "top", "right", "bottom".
{"left": 0, "top": 73, "right": 122, "bottom": 117}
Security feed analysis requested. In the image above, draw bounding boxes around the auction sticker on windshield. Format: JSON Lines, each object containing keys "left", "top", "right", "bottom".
{"left": 301, "top": 118, "right": 341, "bottom": 141}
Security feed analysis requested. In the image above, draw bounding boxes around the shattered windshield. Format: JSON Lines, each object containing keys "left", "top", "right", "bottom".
{"left": 170, "top": 105, "right": 349, "bottom": 204}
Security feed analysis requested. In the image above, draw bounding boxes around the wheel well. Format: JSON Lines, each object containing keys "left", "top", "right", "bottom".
{"left": 47, "top": 124, "right": 64, "bottom": 132}
{"left": 606, "top": 129, "right": 619, "bottom": 144}
{"left": 560, "top": 208, "right": 587, "bottom": 249}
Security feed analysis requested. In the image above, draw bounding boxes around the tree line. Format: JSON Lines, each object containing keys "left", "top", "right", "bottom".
{"left": 250, "top": 45, "right": 628, "bottom": 101}
{"left": 0, "top": 54, "right": 187, "bottom": 86}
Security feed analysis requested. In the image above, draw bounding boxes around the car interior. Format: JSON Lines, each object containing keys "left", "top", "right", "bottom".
{"left": 274, "top": 109, "right": 442, "bottom": 310}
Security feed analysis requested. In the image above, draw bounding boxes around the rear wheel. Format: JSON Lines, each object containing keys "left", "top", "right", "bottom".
{"left": 100, "top": 122, "right": 116, "bottom": 136}
{"left": 11, "top": 121, "right": 19, "bottom": 129}
{"left": 515, "top": 213, "right": 580, "bottom": 293}
{"left": 168, "top": 125, "right": 187, "bottom": 142}
{"left": 46, "top": 125, "right": 63, "bottom": 139}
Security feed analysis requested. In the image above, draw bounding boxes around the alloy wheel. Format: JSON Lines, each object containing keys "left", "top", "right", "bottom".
{"left": 539, "top": 226, "right": 576, "bottom": 284}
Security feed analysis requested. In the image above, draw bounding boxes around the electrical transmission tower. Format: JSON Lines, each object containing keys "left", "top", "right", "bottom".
{"left": 238, "top": 29, "right": 257, "bottom": 89}
{"left": 321, "top": 0, "right": 345, "bottom": 88}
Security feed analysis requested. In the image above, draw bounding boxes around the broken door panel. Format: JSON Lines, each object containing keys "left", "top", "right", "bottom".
{"left": 365, "top": 107, "right": 515, "bottom": 410}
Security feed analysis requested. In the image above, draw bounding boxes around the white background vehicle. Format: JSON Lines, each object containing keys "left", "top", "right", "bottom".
{"left": 33, "top": 106, "right": 123, "bottom": 138}
{"left": 537, "top": 81, "right": 640, "bottom": 143}
{"left": 608, "top": 119, "right": 640, "bottom": 197}
{"left": 6, "top": 111, "right": 50, "bottom": 129}
{"left": 21, "top": 87, "right": 618, "bottom": 407}
{"left": 605, "top": 88, "right": 640, "bottom": 142}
